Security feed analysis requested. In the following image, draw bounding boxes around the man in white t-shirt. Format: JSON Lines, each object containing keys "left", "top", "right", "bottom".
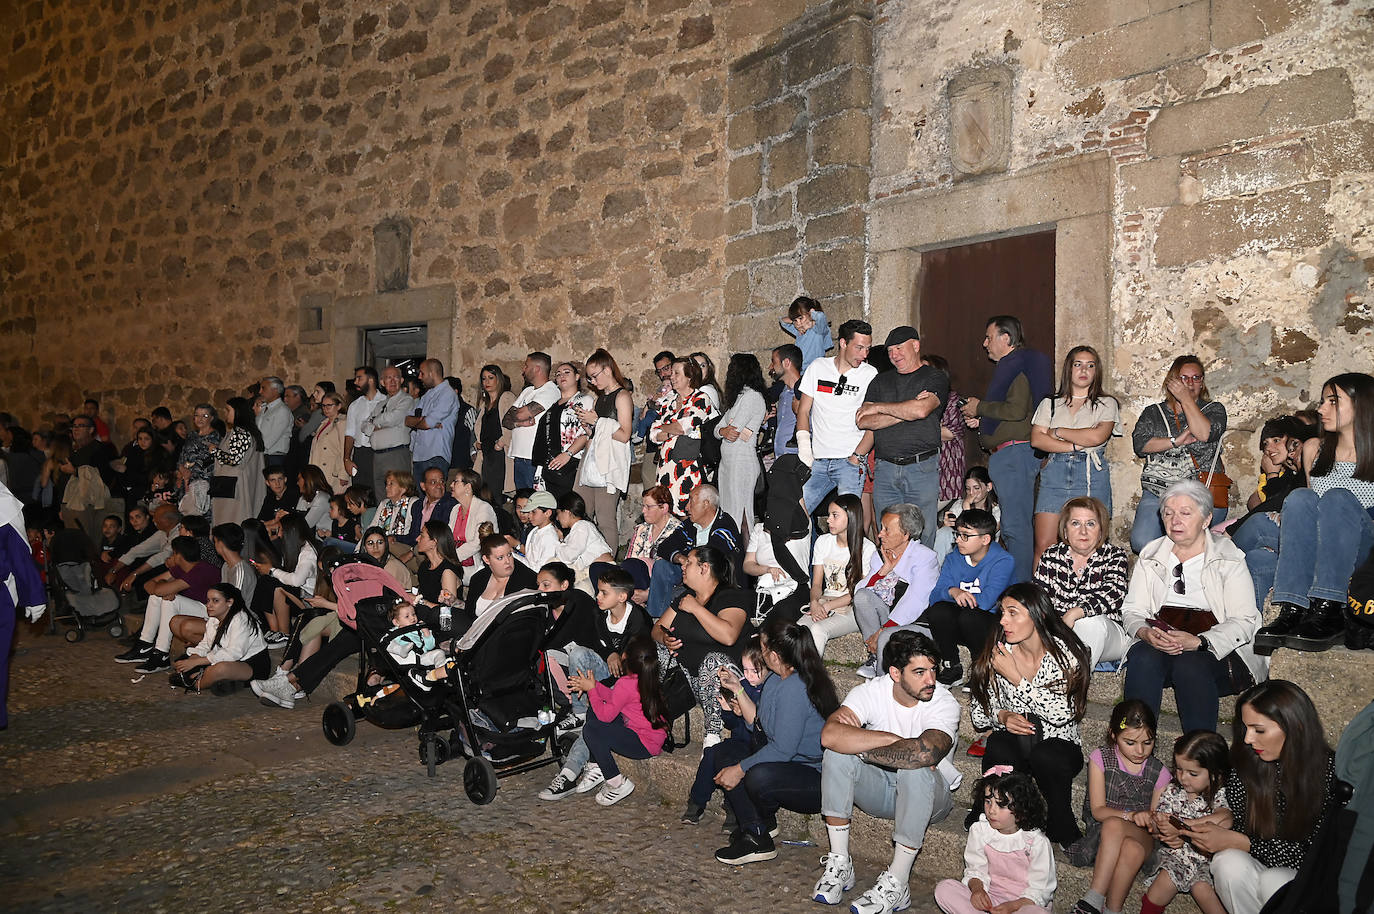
{"left": 503, "top": 352, "right": 561, "bottom": 492}
{"left": 796, "top": 319, "right": 877, "bottom": 514}
{"left": 813, "top": 629, "right": 961, "bottom": 914}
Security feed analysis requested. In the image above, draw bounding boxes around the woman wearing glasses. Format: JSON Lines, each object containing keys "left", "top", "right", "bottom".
{"left": 308, "top": 391, "right": 350, "bottom": 494}
{"left": 1130, "top": 356, "right": 1228, "bottom": 553}
{"left": 1120, "top": 479, "right": 1266, "bottom": 733}
{"left": 650, "top": 356, "right": 717, "bottom": 517}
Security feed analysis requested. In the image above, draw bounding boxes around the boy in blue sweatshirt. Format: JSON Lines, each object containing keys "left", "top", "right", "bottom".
{"left": 779, "top": 296, "right": 833, "bottom": 371}
{"left": 922, "top": 508, "right": 1015, "bottom": 685}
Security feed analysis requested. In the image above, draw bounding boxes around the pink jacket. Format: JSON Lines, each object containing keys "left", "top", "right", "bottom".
{"left": 588, "top": 674, "right": 666, "bottom": 756}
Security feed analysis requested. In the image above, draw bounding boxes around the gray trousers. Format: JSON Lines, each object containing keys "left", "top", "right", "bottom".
{"left": 820, "top": 749, "right": 952, "bottom": 849}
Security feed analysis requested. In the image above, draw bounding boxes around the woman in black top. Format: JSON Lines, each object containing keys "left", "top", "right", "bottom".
{"left": 532, "top": 361, "right": 592, "bottom": 498}
{"left": 1183, "top": 680, "right": 1336, "bottom": 914}
{"left": 414, "top": 519, "right": 461, "bottom": 606}
{"left": 573, "top": 348, "right": 634, "bottom": 553}
{"left": 652, "top": 545, "right": 754, "bottom": 746}
{"left": 475, "top": 364, "right": 513, "bottom": 507}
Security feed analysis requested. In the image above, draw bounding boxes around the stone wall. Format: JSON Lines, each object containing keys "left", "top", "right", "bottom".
{"left": 0, "top": 0, "right": 813, "bottom": 430}
{"left": 866, "top": 0, "right": 1374, "bottom": 516}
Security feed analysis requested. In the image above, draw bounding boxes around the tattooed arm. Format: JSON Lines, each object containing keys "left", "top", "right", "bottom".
{"left": 858, "top": 728, "right": 953, "bottom": 770}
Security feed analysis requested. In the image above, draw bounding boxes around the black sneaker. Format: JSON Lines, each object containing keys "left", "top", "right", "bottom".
{"left": 937, "top": 662, "right": 964, "bottom": 687}
{"left": 680, "top": 803, "right": 705, "bottom": 825}
{"left": 537, "top": 771, "right": 578, "bottom": 801}
{"left": 714, "top": 829, "right": 777, "bottom": 865}
{"left": 135, "top": 651, "right": 171, "bottom": 674}
{"left": 115, "top": 642, "right": 153, "bottom": 663}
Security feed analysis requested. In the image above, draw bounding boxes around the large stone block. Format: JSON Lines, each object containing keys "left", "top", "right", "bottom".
{"left": 809, "top": 67, "right": 872, "bottom": 119}
{"left": 812, "top": 109, "right": 871, "bottom": 168}
{"left": 1210, "top": 0, "right": 1312, "bottom": 50}
{"left": 1193, "top": 141, "right": 1313, "bottom": 200}
{"left": 728, "top": 95, "right": 804, "bottom": 150}
{"left": 802, "top": 243, "right": 865, "bottom": 298}
{"left": 750, "top": 260, "right": 800, "bottom": 310}
{"left": 729, "top": 309, "right": 789, "bottom": 354}
{"left": 728, "top": 56, "right": 783, "bottom": 114}
{"left": 725, "top": 269, "right": 750, "bottom": 313}
{"left": 1309, "top": 120, "right": 1374, "bottom": 176}
{"left": 797, "top": 166, "right": 869, "bottom": 216}
{"left": 724, "top": 226, "right": 798, "bottom": 267}
{"left": 1148, "top": 69, "right": 1356, "bottom": 157}
{"left": 806, "top": 207, "right": 865, "bottom": 246}
{"left": 1058, "top": 2, "right": 1209, "bottom": 88}
{"left": 1120, "top": 155, "right": 1182, "bottom": 210}
{"left": 1154, "top": 181, "right": 1331, "bottom": 267}
{"left": 1042, "top": 0, "right": 1177, "bottom": 39}
{"left": 727, "top": 152, "right": 763, "bottom": 199}
{"left": 784, "top": 17, "right": 871, "bottom": 87}
{"left": 767, "top": 132, "right": 808, "bottom": 188}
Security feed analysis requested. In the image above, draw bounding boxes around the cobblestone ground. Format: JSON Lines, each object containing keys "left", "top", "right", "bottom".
{"left": 2, "top": 623, "right": 944, "bottom": 914}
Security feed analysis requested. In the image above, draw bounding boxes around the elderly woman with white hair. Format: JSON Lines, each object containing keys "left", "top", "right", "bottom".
{"left": 849, "top": 502, "right": 941, "bottom": 678}
{"left": 1121, "top": 479, "right": 1268, "bottom": 733}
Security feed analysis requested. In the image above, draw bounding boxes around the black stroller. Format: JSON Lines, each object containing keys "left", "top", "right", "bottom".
{"left": 321, "top": 577, "right": 570, "bottom": 804}
{"left": 46, "top": 527, "right": 125, "bottom": 642}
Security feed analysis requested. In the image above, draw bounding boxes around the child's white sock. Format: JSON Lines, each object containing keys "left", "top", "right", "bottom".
{"left": 887, "top": 843, "right": 918, "bottom": 882}
{"left": 559, "top": 767, "right": 577, "bottom": 781}
{"left": 604, "top": 774, "right": 624, "bottom": 788}
{"left": 826, "top": 823, "right": 850, "bottom": 858}
{"left": 1081, "top": 889, "right": 1106, "bottom": 912}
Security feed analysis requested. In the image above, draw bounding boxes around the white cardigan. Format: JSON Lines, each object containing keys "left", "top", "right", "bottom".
{"left": 189, "top": 612, "right": 268, "bottom": 665}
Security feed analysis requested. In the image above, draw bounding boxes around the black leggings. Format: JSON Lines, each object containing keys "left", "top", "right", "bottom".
{"left": 979, "top": 730, "right": 1084, "bottom": 844}
{"left": 921, "top": 600, "right": 998, "bottom": 668}
{"left": 292, "top": 627, "right": 361, "bottom": 694}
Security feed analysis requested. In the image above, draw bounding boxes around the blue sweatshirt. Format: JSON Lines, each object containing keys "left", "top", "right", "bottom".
{"left": 928, "top": 543, "right": 1016, "bottom": 612}
{"left": 740, "top": 671, "right": 826, "bottom": 772}
{"left": 780, "top": 309, "right": 833, "bottom": 372}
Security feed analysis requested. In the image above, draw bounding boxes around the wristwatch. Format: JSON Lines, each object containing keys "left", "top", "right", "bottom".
{"left": 1197, "top": 635, "right": 1217, "bottom": 657}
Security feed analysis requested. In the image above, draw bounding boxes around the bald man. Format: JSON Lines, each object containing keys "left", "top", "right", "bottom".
{"left": 363, "top": 364, "right": 417, "bottom": 496}
{"left": 405, "top": 358, "right": 458, "bottom": 480}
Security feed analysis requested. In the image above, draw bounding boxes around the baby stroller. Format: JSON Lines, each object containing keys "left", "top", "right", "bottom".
{"left": 46, "top": 526, "right": 124, "bottom": 642}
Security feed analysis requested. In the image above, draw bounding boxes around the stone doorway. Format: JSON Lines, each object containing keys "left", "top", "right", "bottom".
{"left": 363, "top": 324, "right": 428, "bottom": 378}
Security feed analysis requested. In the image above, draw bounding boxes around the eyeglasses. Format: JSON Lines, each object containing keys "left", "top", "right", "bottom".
{"left": 365, "top": 539, "right": 386, "bottom": 548}
{"left": 643, "top": 501, "right": 664, "bottom": 510}
{"left": 954, "top": 530, "right": 985, "bottom": 541}
{"left": 1172, "top": 563, "right": 1186, "bottom": 595}
{"left": 1179, "top": 375, "right": 1204, "bottom": 383}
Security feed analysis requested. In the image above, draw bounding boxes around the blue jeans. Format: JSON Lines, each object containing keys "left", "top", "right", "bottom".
{"left": 512, "top": 457, "right": 535, "bottom": 491}
{"left": 689, "top": 738, "right": 751, "bottom": 808}
{"left": 1272, "top": 487, "right": 1374, "bottom": 608}
{"left": 412, "top": 456, "right": 449, "bottom": 482}
{"left": 802, "top": 457, "right": 863, "bottom": 514}
{"left": 987, "top": 443, "right": 1040, "bottom": 583}
{"left": 634, "top": 406, "right": 660, "bottom": 440}
{"left": 1131, "top": 489, "right": 1228, "bottom": 554}
{"left": 1035, "top": 450, "right": 1112, "bottom": 518}
{"left": 1123, "top": 640, "right": 1240, "bottom": 734}
{"left": 565, "top": 645, "right": 610, "bottom": 715}
{"left": 873, "top": 456, "right": 939, "bottom": 547}
{"left": 724, "top": 761, "right": 822, "bottom": 832}
{"left": 1232, "top": 514, "right": 1280, "bottom": 612}
{"left": 820, "top": 749, "right": 952, "bottom": 850}
{"left": 646, "top": 558, "right": 684, "bottom": 619}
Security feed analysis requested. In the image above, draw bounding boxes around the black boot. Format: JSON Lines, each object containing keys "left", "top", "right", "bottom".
{"left": 1254, "top": 603, "right": 1305, "bottom": 655}
{"left": 1288, "top": 599, "right": 1347, "bottom": 652}
{"left": 1346, "top": 618, "right": 1374, "bottom": 651}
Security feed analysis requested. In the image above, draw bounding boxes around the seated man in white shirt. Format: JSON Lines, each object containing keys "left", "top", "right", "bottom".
{"left": 813, "top": 629, "right": 961, "bottom": 914}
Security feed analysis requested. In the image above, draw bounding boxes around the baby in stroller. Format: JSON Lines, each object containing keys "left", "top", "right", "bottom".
{"left": 385, "top": 601, "right": 454, "bottom": 690}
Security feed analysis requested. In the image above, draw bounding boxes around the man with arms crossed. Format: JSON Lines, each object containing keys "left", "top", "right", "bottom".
{"left": 796, "top": 320, "right": 877, "bottom": 514}
{"left": 813, "top": 629, "right": 961, "bottom": 914}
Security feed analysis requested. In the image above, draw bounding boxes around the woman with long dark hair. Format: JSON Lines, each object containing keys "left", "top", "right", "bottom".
{"left": 1181, "top": 680, "right": 1336, "bottom": 914}
{"left": 713, "top": 614, "right": 840, "bottom": 865}
{"left": 651, "top": 357, "right": 715, "bottom": 516}
{"left": 210, "top": 397, "right": 265, "bottom": 525}
{"left": 475, "top": 364, "right": 514, "bottom": 506}
{"left": 293, "top": 464, "right": 332, "bottom": 533}
{"left": 715, "top": 353, "right": 767, "bottom": 532}
{"left": 801, "top": 493, "right": 876, "bottom": 655}
{"left": 532, "top": 360, "right": 593, "bottom": 498}
{"left": 251, "top": 512, "right": 318, "bottom": 644}
{"left": 1130, "top": 355, "right": 1228, "bottom": 552}
{"left": 1030, "top": 344, "right": 1120, "bottom": 566}
{"left": 1251, "top": 372, "right": 1374, "bottom": 651}
{"left": 968, "top": 582, "right": 1091, "bottom": 845}
{"left": 169, "top": 582, "right": 270, "bottom": 692}
{"left": 538, "top": 633, "right": 669, "bottom": 805}
{"left": 573, "top": 348, "right": 634, "bottom": 551}
{"left": 447, "top": 467, "right": 498, "bottom": 583}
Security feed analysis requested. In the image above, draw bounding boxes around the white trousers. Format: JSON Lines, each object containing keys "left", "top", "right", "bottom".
{"left": 1212, "top": 848, "right": 1296, "bottom": 914}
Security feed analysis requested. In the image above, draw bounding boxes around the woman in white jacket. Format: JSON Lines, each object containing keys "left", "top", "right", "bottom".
{"left": 1121, "top": 479, "right": 1267, "bottom": 734}
{"left": 554, "top": 490, "right": 615, "bottom": 594}
{"left": 574, "top": 348, "right": 634, "bottom": 552}
{"left": 447, "top": 468, "right": 499, "bottom": 585}
{"left": 169, "top": 582, "right": 269, "bottom": 692}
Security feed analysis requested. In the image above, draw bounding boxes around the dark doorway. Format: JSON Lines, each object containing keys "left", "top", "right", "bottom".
{"left": 916, "top": 230, "right": 1056, "bottom": 464}
{"left": 362, "top": 324, "right": 428, "bottom": 379}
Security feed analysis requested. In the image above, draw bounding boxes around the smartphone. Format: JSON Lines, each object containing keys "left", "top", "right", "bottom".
{"left": 1168, "top": 814, "right": 1187, "bottom": 830}
{"left": 1148, "top": 618, "right": 1175, "bottom": 632}
{"left": 719, "top": 685, "right": 735, "bottom": 701}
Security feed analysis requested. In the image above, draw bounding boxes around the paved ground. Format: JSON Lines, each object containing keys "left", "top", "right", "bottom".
{"left": 2, "top": 621, "right": 946, "bottom": 914}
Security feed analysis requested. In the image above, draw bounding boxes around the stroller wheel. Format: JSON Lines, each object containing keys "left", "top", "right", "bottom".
{"left": 108, "top": 623, "right": 125, "bottom": 639}
{"left": 423, "top": 735, "right": 439, "bottom": 778}
{"left": 463, "top": 756, "right": 498, "bottom": 805}
{"left": 64, "top": 628, "right": 83, "bottom": 643}
{"left": 322, "top": 701, "right": 356, "bottom": 746}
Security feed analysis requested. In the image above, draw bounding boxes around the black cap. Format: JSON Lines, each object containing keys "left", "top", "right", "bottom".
{"left": 883, "top": 326, "right": 920, "bottom": 347}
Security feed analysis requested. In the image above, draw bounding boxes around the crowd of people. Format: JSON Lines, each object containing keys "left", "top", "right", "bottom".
{"left": 2, "top": 296, "right": 1371, "bottom": 914}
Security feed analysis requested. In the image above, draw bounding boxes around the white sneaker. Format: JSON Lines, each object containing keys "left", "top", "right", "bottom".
{"left": 855, "top": 657, "right": 878, "bottom": 679}
{"left": 849, "top": 871, "right": 910, "bottom": 914}
{"left": 812, "top": 852, "right": 856, "bottom": 905}
{"left": 594, "top": 776, "right": 635, "bottom": 806}
{"left": 573, "top": 763, "right": 604, "bottom": 793}
{"left": 701, "top": 731, "right": 723, "bottom": 749}
{"left": 254, "top": 673, "right": 296, "bottom": 709}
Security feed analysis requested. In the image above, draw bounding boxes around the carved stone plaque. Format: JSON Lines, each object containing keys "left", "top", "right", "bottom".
{"left": 947, "top": 64, "right": 1013, "bottom": 179}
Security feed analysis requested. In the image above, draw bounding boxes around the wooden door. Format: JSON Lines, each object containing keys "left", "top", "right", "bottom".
{"left": 915, "top": 230, "right": 1056, "bottom": 464}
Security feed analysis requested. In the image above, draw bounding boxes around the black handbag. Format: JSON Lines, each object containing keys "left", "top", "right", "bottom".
{"left": 209, "top": 475, "right": 237, "bottom": 499}
{"left": 659, "top": 664, "right": 697, "bottom": 751}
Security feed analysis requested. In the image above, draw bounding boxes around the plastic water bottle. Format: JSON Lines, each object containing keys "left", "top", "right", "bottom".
{"left": 537, "top": 707, "right": 555, "bottom": 726}
{"left": 438, "top": 606, "right": 452, "bottom": 632}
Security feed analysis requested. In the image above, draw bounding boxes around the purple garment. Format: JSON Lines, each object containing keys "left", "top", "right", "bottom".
{"left": 2, "top": 525, "right": 46, "bottom": 728}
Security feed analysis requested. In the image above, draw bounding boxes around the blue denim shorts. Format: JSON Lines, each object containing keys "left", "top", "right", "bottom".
{"left": 1035, "top": 451, "right": 1112, "bottom": 515}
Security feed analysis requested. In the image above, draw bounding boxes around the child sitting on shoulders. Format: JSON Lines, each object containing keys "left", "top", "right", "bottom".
{"left": 936, "top": 767, "right": 1056, "bottom": 914}
{"left": 1140, "top": 730, "right": 1232, "bottom": 914}
{"left": 1068, "top": 700, "right": 1172, "bottom": 914}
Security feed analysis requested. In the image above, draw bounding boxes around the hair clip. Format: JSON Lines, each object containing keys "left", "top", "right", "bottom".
{"left": 985, "top": 764, "right": 1014, "bottom": 777}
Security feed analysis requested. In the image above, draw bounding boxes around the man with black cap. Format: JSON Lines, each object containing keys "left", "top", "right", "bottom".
{"left": 856, "top": 326, "right": 948, "bottom": 547}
